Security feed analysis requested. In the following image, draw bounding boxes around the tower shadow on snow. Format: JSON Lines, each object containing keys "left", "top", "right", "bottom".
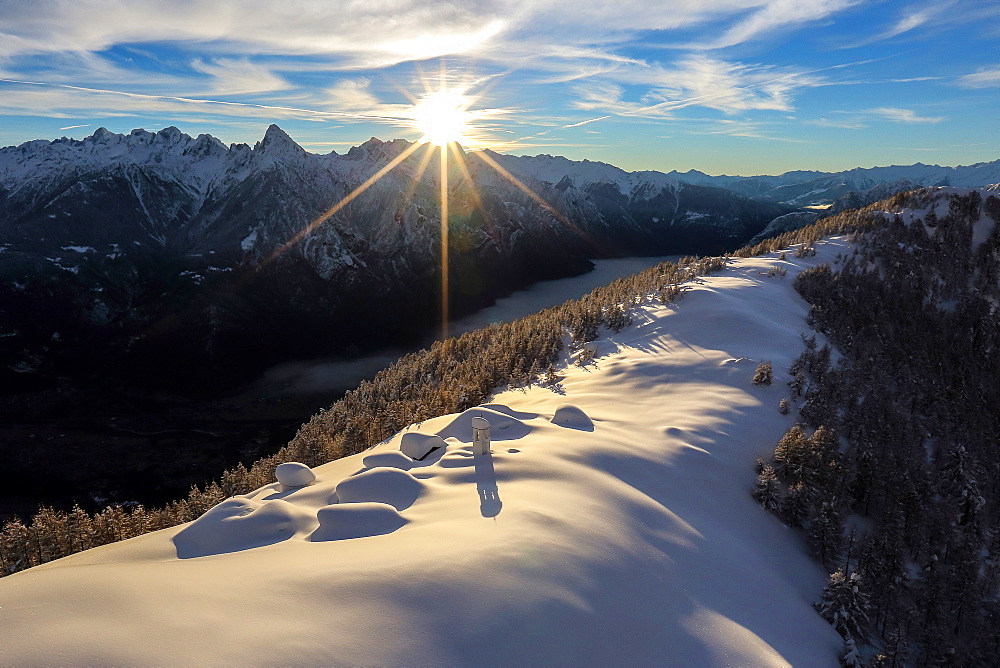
{"left": 475, "top": 450, "right": 502, "bottom": 518}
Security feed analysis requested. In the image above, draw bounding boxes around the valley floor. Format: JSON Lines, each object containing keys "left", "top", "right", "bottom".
{"left": 0, "top": 241, "right": 848, "bottom": 665}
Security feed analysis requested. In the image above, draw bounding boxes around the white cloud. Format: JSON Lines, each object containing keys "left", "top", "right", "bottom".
{"left": 695, "top": 0, "right": 861, "bottom": 49}
{"left": 190, "top": 58, "right": 290, "bottom": 95}
{"left": 0, "top": 78, "right": 408, "bottom": 125}
{"left": 679, "top": 117, "right": 808, "bottom": 143}
{"left": 4, "top": 49, "right": 183, "bottom": 87}
{"left": 318, "top": 78, "right": 436, "bottom": 127}
{"left": 842, "top": 0, "right": 997, "bottom": 48}
{"left": 0, "top": 0, "right": 867, "bottom": 139}
{"left": 0, "top": 1, "right": 508, "bottom": 65}
{"left": 0, "top": 1, "right": 861, "bottom": 66}
{"left": 957, "top": 67, "right": 1000, "bottom": 88}
{"left": 806, "top": 117, "right": 867, "bottom": 129}
{"left": 572, "top": 56, "right": 823, "bottom": 119}
{"left": 0, "top": 0, "right": 979, "bottom": 152}
{"left": 570, "top": 81, "right": 677, "bottom": 119}
{"left": 323, "top": 79, "right": 382, "bottom": 112}
{"left": 878, "top": 2, "right": 951, "bottom": 41}
{"left": 866, "top": 107, "right": 944, "bottom": 123}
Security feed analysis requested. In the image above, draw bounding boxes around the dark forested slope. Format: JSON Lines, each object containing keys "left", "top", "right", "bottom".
{"left": 754, "top": 187, "right": 1000, "bottom": 665}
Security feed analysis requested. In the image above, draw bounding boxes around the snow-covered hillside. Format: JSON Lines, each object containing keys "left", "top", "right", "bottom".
{"left": 0, "top": 239, "right": 847, "bottom": 664}
{"left": 747, "top": 179, "right": 925, "bottom": 245}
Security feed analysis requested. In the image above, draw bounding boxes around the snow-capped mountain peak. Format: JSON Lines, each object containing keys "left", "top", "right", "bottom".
{"left": 255, "top": 123, "right": 306, "bottom": 159}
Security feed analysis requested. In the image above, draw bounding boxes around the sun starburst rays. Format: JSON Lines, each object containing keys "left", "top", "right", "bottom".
{"left": 264, "top": 64, "right": 590, "bottom": 343}
{"left": 439, "top": 142, "right": 450, "bottom": 339}
{"left": 399, "top": 142, "right": 439, "bottom": 207}
{"left": 470, "top": 149, "right": 598, "bottom": 251}
{"left": 413, "top": 90, "right": 473, "bottom": 146}
{"left": 265, "top": 140, "right": 423, "bottom": 266}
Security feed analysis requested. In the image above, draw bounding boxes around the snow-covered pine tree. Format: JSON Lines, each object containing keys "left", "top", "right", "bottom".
{"left": 841, "top": 636, "right": 863, "bottom": 667}
{"left": 780, "top": 481, "right": 811, "bottom": 528}
{"left": 752, "top": 464, "right": 781, "bottom": 511}
{"left": 808, "top": 501, "right": 846, "bottom": 570}
{"left": 753, "top": 360, "right": 773, "bottom": 385}
{"left": 815, "top": 570, "right": 870, "bottom": 643}
{"left": 773, "top": 424, "right": 809, "bottom": 482}
{"left": 603, "top": 303, "right": 632, "bottom": 332}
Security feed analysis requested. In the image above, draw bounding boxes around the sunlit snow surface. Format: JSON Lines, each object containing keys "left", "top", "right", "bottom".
{"left": 0, "top": 241, "right": 850, "bottom": 665}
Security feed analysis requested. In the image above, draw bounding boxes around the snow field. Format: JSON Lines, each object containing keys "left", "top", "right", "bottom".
{"left": 0, "top": 240, "right": 851, "bottom": 665}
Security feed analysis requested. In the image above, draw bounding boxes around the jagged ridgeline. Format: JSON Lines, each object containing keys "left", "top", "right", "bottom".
{"left": 752, "top": 188, "right": 1000, "bottom": 664}
{"left": 0, "top": 185, "right": 893, "bottom": 577}
{"left": 0, "top": 126, "right": 785, "bottom": 392}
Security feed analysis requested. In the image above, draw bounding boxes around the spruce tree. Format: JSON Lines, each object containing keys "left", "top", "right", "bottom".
{"left": 808, "top": 501, "right": 846, "bottom": 570}
{"left": 773, "top": 424, "right": 809, "bottom": 483}
{"left": 752, "top": 465, "right": 781, "bottom": 512}
{"left": 816, "top": 570, "right": 870, "bottom": 643}
{"left": 753, "top": 360, "right": 773, "bottom": 385}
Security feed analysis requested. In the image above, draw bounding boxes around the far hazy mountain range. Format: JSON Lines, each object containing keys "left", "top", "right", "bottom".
{"left": 1, "top": 125, "right": 997, "bottom": 393}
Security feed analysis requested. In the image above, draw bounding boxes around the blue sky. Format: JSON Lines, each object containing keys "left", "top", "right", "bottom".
{"left": 1, "top": 0, "right": 997, "bottom": 175}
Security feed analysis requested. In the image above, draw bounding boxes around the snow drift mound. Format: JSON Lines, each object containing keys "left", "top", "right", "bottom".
{"left": 334, "top": 467, "right": 424, "bottom": 511}
{"left": 311, "top": 503, "right": 408, "bottom": 542}
{"left": 173, "top": 498, "right": 318, "bottom": 558}
{"left": 434, "top": 405, "right": 535, "bottom": 442}
{"left": 551, "top": 404, "right": 594, "bottom": 431}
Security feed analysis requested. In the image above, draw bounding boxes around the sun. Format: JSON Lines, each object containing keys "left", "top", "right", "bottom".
{"left": 411, "top": 90, "right": 472, "bottom": 146}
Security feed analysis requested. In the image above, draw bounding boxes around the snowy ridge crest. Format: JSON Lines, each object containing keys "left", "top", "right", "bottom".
{"left": 0, "top": 239, "right": 852, "bottom": 664}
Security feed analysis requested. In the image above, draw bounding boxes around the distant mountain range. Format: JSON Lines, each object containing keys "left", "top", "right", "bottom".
{"left": 0, "top": 125, "right": 783, "bottom": 390}
{"left": 662, "top": 160, "right": 1000, "bottom": 206}
{"left": 481, "top": 148, "right": 1000, "bottom": 205}
{"left": 0, "top": 125, "right": 997, "bottom": 392}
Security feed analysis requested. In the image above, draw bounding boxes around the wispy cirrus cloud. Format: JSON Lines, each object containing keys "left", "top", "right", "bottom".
{"left": 691, "top": 0, "right": 861, "bottom": 49}
{"left": 806, "top": 117, "right": 867, "bottom": 129}
{"left": 957, "top": 66, "right": 1000, "bottom": 89}
{"left": 0, "top": 1, "right": 862, "bottom": 68}
{"left": 570, "top": 81, "right": 676, "bottom": 120}
{"left": 0, "top": 77, "right": 411, "bottom": 124}
{"left": 875, "top": 2, "right": 952, "bottom": 41}
{"left": 646, "top": 56, "right": 822, "bottom": 113}
{"left": 840, "top": 0, "right": 998, "bottom": 48}
{"left": 0, "top": 0, "right": 872, "bottom": 140}
{"left": 0, "top": 1, "right": 507, "bottom": 66}
{"left": 808, "top": 107, "right": 946, "bottom": 128}
{"left": 675, "top": 117, "right": 809, "bottom": 143}
{"left": 0, "top": 0, "right": 994, "bottom": 174}
{"left": 323, "top": 78, "right": 384, "bottom": 113}
{"left": 571, "top": 55, "right": 823, "bottom": 120}
{"left": 866, "top": 107, "right": 944, "bottom": 123}
{"left": 190, "top": 58, "right": 291, "bottom": 96}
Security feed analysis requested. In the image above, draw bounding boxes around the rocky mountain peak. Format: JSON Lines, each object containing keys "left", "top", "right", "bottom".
{"left": 88, "top": 127, "right": 119, "bottom": 143}
{"left": 155, "top": 126, "right": 186, "bottom": 143}
{"left": 346, "top": 137, "right": 387, "bottom": 161}
{"left": 255, "top": 124, "right": 305, "bottom": 158}
{"left": 185, "top": 133, "right": 228, "bottom": 157}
